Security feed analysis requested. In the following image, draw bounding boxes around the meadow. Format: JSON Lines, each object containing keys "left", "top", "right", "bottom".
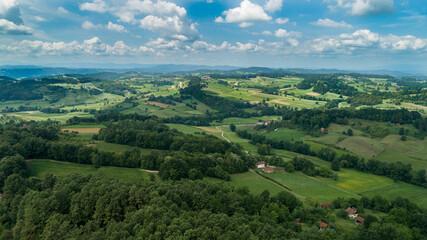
{"left": 27, "top": 159, "right": 149, "bottom": 183}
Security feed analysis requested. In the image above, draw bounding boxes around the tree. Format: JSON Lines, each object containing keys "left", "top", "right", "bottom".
{"left": 414, "top": 169, "right": 426, "bottom": 184}
{"left": 399, "top": 127, "right": 405, "bottom": 136}
{"left": 347, "top": 128, "right": 353, "bottom": 136}
{"left": 229, "top": 123, "right": 236, "bottom": 132}
{"left": 400, "top": 135, "right": 407, "bottom": 141}
{"left": 331, "top": 160, "right": 340, "bottom": 171}
{"left": 363, "top": 215, "right": 378, "bottom": 229}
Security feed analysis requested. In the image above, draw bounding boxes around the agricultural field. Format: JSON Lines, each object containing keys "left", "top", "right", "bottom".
{"left": 27, "top": 159, "right": 150, "bottom": 183}
{"left": 228, "top": 170, "right": 285, "bottom": 196}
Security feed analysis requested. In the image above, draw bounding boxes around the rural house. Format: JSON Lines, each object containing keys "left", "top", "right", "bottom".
{"left": 320, "top": 202, "right": 333, "bottom": 208}
{"left": 262, "top": 167, "right": 275, "bottom": 173}
{"left": 318, "top": 221, "right": 328, "bottom": 230}
{"left": 356, "top": 217, "right": 364, "bottom": 225}
{"left": 346, "top": 207, "right": 358, "bottom": 219}
{"left": 256, "top": 161, "right": 265, "bottom": 168}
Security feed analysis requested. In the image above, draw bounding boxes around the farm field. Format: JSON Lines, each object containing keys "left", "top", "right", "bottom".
{"left": 228, "top": 170, "right": 284, "bottom": 196}
{"left": 27, "top": 159, "right": 149, "bottom": 182}
{"left": 259, "top": 170, "right": 357, "bottom": 202}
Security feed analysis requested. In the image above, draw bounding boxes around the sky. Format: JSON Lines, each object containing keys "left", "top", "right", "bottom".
{"left": 0, "top": 0, "right": 426, "bottom": 72}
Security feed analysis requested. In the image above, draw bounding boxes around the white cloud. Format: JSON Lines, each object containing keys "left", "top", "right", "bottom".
{"left": 380, "top": 35, "right": 426, "bottom": 50}
{"left": 310, "top": 29, "right": 427, "bottom": 54}
{"left": 275, "top": 18, "right": 289, "bottom": 24}
{"left": 325, "top": 0, "right": 394, "bottom": 16}
{"left": 216, "top": 0, "right": 272, "bottom": 27}
{"left": 79, "top": 0, "right": 109, "bottom": 13}
{"left": 107, "top": 22, "right": 127, "bottom": 32}
{"left": 106, "top": 0, "right": 199, "bottom": 41}
{"left": 82, "top": 21, "right": 102, "bottom": 30}
{"left": 82, "top": 21, "right": 127, "bottom": 33}
{"left": 0, "top": 0, "right": 32, "bottom": 35}
{"left": 274, "top": 28, "right": 301, "bottom": 38}
{"left": 340, "top": 29, "right": 379, "bottom": 47}
{"left": 311, "top": 18, "right": 352, "bottom": 28}
{"left": 57, "top": 7, "right": 69, "bottom": 14}
{"left": 139, "top": 15, "right": 198, "bottom": 41}
{"left": 264, "top": 0, "right": 284, "bottom": 13}
{"left": 262, "top": 30, "right": 272, "bottom": 36}
{"left": 0, "top": 37, "right": 136, "bottom": 56}
{"left": 34, "top": 16, "right": 47, "bottom": 22}
{"left": 0, "top": 19, "right": 32, "bottom": 35}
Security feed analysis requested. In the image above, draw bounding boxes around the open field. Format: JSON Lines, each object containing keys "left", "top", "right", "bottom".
{"left": 259, "top": 170, "right": 357, "bottom": 202}
{"left": 228, "top": 170, "right": 285, "bottom": 196}
{"left": 27, "top": 159, "right": 149, "bottom": 183}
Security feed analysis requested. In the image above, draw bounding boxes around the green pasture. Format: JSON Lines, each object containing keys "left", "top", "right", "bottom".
{"left": 228, "top": 171, "right": 285, "bottom": 196}
{"left": 27, "top": 159, "right": 149, "bottom": 183}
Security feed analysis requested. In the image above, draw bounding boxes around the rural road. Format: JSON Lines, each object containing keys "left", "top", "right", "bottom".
{"left": 216, "top": 127, "right": 230, "bottom": 143}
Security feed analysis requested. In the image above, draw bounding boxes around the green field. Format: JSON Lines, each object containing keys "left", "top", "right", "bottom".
{"left": 27, "top": 159, "right": 149, "bottom": 183}
{"left": 263, "top": 171, "right": 357, "bottom": 202}
{"left": 228, "top": 170, "right": 285, "bottom": 196}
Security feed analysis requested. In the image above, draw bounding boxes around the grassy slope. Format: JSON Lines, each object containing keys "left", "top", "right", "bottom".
{"left": 27, "top": 159, "right": 149, "bottom": 183}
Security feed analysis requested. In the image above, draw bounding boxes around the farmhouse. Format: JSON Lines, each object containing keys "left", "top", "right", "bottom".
{"left": 318, "top": 221, "right": 328, "bottom": 230}
{"left": 320, "top": 202, "right": 333, "bottom": 208}
{"left": 356, "top": 217, "right": 364, "bottom": 225}
{"left": 346, "top": 207, "right": 358, "bottom": 219}
{"left": 256, "top": 161, "right": 265, "bottom": 168}
{"left": 262, "top": 167, "right": 275, "bottom": 173}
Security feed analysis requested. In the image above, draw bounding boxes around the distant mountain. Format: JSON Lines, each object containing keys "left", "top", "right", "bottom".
{"left": 0, "top": 64, "right": 424, "bottom": 79}
{"left": 0, "top": 64, "right": 238, "bottom": 78}
{"left": 0, "top": 75, "right": 16, "bottom": 81}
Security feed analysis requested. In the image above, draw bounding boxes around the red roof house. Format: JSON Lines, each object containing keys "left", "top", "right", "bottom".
{"left": 320, "top": 202, "right": 333, "bottom": 208}
{"left": 318, "top": 221, "right": 328, "bottom": 229}
{"left": 262, "top": 167, "right": 275, "bottom": 173}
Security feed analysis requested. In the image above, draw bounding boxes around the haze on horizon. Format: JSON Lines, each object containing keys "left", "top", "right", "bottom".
{"left": 0, "top": 0, "right": 426, "bottom": 72}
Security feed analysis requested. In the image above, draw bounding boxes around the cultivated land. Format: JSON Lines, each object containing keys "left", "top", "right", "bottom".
{"left": 5, "top": 71, "right": 427, "bottom": 209}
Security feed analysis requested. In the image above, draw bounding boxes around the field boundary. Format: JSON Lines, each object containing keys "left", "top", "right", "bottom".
{"left": 299, "top": 172, "right": 361, "bottom": 197}
{"left": 250, "top": 169, "right": 305, "bottom": 199}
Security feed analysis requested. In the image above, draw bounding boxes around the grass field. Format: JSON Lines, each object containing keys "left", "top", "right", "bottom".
{"left": 261, "top": 171, "right": 357, "bottom": 202}
{"left": 336, "top": 136, "right": 385, "bottom": 159}
{"left": 27, "top": 159, "right": 149, "bottom": 182}
{"left": 228, "top": 170, "right": 285, "bottom": 196}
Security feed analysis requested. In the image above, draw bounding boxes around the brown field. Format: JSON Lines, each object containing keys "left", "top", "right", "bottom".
{"left": 62, "top": 128, "right": 101, "bottom": 133}
{"left": 306, "top": 92, "right": 321, "bottom": 96}
{"left": 144, "top": 101, "right": 169, "bottom": 108}
{"left": 268, "top": 99, "right": 291, "bottom": 106}
{"left": 196, "top": 127, "right": 221, "bottom": 133}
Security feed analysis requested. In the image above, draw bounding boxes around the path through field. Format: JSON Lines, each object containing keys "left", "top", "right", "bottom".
{"left": 216, "top": 127, "right": 230, "bottom": 143}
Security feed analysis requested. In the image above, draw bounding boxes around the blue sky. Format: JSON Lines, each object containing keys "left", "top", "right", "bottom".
{"left": 0, "top": 0, "right": 426, "bottom": 72}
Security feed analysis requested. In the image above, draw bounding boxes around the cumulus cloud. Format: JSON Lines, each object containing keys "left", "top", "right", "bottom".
{"left": 311, "top": 18, "right": 352, "bottom": 28}
{"left": 264, "top": 0, "right": 284, "bottom": 13}
{"left": 82, "top": 21, "right": 102, "bottom": 30}
{"left": 274, "top": 29, "right": 301, "bottom": 38}
{"left": 0, "top": 19, "right": 32, "bottom": 35}
{"left": 325, "top": 0, "right": 394, "bottom": 16}
{"left": 83, "top": 0, "right": 200, "bottom": 41}
{"left": 0, "top": 37, "right": 137, "bottom": 56}
{"left": 215, "top": 0, "right": 272, "bottom": 27}
{"left": 107, "top": 22, "right": 127, "bottom": 32}
{"left": 275, "top": 18, "right": 289, "bottom": 24}
{"left": 139, "top": 15, "right": 197, "bottom": 41}
{"left": 82, "top": 21, "right": 127, "bottom": 33}
{"left": 79, "top": 0, "right": 109, "bottom": 13}
{"left": 311, "top": 29, "right": 427, "bottom": 54}
{"left": 0, "top": 0, "right": 32, "bottom": 35}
